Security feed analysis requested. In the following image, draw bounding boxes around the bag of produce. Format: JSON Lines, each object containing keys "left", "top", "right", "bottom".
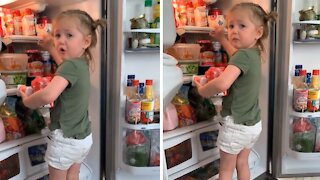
{"left": 188, "top": 86, "right": 216, "bottom": 122}
{"left": 124, "top": 130, "right": 150, "bottom": 167}
{"left": 291, "top": 117, "right": 316, "bottom": 152}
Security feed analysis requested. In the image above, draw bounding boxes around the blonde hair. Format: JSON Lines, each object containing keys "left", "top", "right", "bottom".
{"left": 53, "top": 9, "right": 107, "bottom": 67}
{"left": 229, "top": 2, "right": 277, "bottom": 53}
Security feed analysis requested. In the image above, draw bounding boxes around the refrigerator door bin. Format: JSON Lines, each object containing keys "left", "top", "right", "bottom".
{"left": 23, "top": 137, "right": 48, "bottom": 177}
{"left": 121, "top": 164, "right": 160, "bottom": 176}
{"left": 164, "top": 131, "right": 198, "bottom": 175}
{"left": 0, "top": 145, "right": 26, "bottom": 180}
{"left": 121, "top": 128, "right": 160, "bottom": 175}
{"left": 194, "top": 124, "right": 220, "bottom": 161}
{"left": 289, "top": 115, "right": 320, "bottom": 154}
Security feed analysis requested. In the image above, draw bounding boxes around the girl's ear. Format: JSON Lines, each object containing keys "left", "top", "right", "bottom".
{"left": 256, "top": 26, "right": 263, "bottom": 39}
{"left": 83, "top": 35, "right": 92, "bottom": 49}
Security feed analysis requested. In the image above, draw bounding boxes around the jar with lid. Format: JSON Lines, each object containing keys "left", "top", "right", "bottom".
{"left": 25, "top": 50, "right": 43, "bottom": 85}
{"left": 36, "top": 16, "right": 52, "bottom": 37}
{"left": 197, "top": 40, "right": 214, "bottom": 75}
{"left": 208, "top": 7, "right": 225, "bottom": 28}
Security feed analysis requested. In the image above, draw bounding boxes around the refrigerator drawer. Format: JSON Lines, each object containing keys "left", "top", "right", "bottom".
{"left": 169, "top": 154, "right": 220, "bottom": 180}
{"left": 0, "top": 145, "right": 26, "bottom": 180}
{"left": 23, "top": 137, "right": 48, "bottom": 177}
{"left": 164, "top": 131, "right": 198, "bottom": 175}
{"left": 194, "top": 124, "right": 220, "bottom": 161}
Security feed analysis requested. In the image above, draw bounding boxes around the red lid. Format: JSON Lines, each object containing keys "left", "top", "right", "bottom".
{"left": 12, "top": 10, "right": 21, "bottom": 17}
{"left": 299, "top": 69, "right": 307, "bottom": 76}
{"left": 208, "top": 8, "right": 222, "bottom": 16}
{"left": 38, "top": 16, "right": 51, "bottom": 24}
{"left": 132, "top": 80, "right": 139, "bottom": 86}
{"left": 23, "top": 8, "right": 33, "bottom": 16}
{"left": 197, "top": 40, "right": 211, "bottom": 44}
{"left": 145, "top": 79, "right": 153, "bottom": 85}
{"left": 186, "top": 1, "right": 193, "bottom": 8}
{"left": 312, "top": 69, "right": 319, "bottom": 75}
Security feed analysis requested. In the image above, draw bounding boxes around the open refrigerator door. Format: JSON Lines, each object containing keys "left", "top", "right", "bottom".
{"left": 272, "top": 0, "right": 320, "bottom": 177}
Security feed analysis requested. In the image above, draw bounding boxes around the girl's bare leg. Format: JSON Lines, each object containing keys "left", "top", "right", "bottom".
{"left": 219, "top": 150, "right": 237, "bottom": 180}
{"left": 49, "top": 165, "right": 67, "bottom": 180}
{"left": 236, "top": 148, "right": 251, "bottom": 180}
{"left": 67, "top": 163, "right": 81, "bottom": 180}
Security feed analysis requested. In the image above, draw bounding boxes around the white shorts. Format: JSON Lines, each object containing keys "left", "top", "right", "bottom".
{"left": 45, "top": 129, "right": 93, "bottom": 170}
{"left": 217, "top": 116, "right": 262, "bottom": 154}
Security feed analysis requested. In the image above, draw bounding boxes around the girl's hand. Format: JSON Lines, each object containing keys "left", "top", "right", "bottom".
{"left": 209, "top": 25, "right": 226, "bottom": 42}
{"left": 18, "top": 85, "right": 28, "bottom": 100}
{"left": 38, "top": 34, "right": 54, "bottom": 51}
{"left": 193, "top": 76, "right": 202, "bottom": 89}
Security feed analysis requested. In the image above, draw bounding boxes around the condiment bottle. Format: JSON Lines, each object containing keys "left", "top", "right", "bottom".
{"left": 12, "top": 10, "right": 22, "bottom": 35}
{"left": 22, "top": 8, "right": 36, "bottom": 36}
{"left": 198, "top": 40, "right": 214, "bottom": 75}
{"left": 126, "top": 80, "right": 141, "bottom": 124}
{"left": 141, "top": 79, "right": 154, "bottom": 124}
{"left": 307, "top": 69, "right": 320, "bottom": 112}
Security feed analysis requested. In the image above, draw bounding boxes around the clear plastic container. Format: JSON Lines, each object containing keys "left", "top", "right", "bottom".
{"left": 168, "top": 43, "right": 201, "bottom": 60}
{"left": 0, "top": 53, "right": 28, "bottom": 71}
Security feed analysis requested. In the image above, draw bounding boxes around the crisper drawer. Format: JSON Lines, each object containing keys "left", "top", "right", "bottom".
{"left": 23, "top": 137, "right": 48, "bottom": 178}
{"left": 0, "top": 145, "right": 26, "bottom": 180}
{"left": 175, "top": 157, "right": 220, "bottom": 180}
{"left": 194, "top": 124, "right": 220, "bottom": 161}
{"left": 164, "top": 130, "right": 198, "bottom": 175}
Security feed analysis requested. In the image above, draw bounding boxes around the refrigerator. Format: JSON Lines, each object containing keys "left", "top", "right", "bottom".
{"left": 104, "top": 0, "right": 160, "bottom": 180}
{"left": 162, "top": 0, "right": 320, "bottom": 179}
{"left": 0, "top": 0, "right": 101, "bottom": 179}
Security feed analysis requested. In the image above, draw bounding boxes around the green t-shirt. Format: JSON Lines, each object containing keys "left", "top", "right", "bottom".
{"left": 49, "top": 57, "right": 91, "bottom": 139}
{"left": 221, "top": 48, "right": 261, "bottom": 126}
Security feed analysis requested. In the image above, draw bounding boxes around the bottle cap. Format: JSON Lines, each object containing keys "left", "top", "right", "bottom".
{"left": 312, "top": 69, "right": 319, "bottom": 75}
{"left": 132, "top": 80, "right": 139, "bottom": 86}
{"left": 307, "top": 72, "right": 312, "bottom": 78}
{"left": 139, "top": 82, "right": 145, "bottom": 87}
{"left": 127, "top": 74, "right": 135, "bottom": 80}
{"left": 295, "top": 65, "right": 302, "bottom": 69}
{"left": 146, "top": 79, "right": 153, "bottom": 85}
{"left": 299, "top": 69, "right": 307, "bottom": 76}
{"left": 145, "top": 0, "right": 152, "bottom": 7}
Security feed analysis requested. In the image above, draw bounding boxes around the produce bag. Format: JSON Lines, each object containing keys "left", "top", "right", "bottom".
{"left": 290, "top": 117, "right": 316, "bottom": 152}
{"left": 15, "top": 98, "right": 45, "bottom": 135}
{"left": 0, "top": 102, "right": 25, "bottom": 141}
{"left": 188, "top": 86, "right": 215, "bottom": 122}
{"left": 124, "top": 130, "right": 150, "bottom": 167}
{"left": 172, "top": 94, "right": 197, "bottom": 127}
{"left": 149, "top": 130, "right": 160, "bottom": 166}
{"left": 315, "top": 118, "right": 320, "bottom": 152}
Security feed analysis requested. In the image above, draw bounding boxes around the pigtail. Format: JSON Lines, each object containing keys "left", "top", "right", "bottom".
{"left": 264, "top": 11, "right": 278, "bottom": 23}
{"left": 93, "top": 19, "right": 107, "bottom": 31}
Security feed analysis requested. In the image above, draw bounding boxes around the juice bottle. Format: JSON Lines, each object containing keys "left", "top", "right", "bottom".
{"left": 307, "top": 69, "right": 320, "bottom": 112}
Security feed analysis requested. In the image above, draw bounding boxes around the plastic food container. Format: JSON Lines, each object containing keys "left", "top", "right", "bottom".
{"left": 0, "top": 53, "right": 28, "bottom": 71}
{"left": 169, "top": 43, "right": 201, "bottom": 60}
{"left": 0, "top": 70, "right": 27, "bottom": 88}
{"left": 177, "top": 60, "right": 199, "bottom": 75}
